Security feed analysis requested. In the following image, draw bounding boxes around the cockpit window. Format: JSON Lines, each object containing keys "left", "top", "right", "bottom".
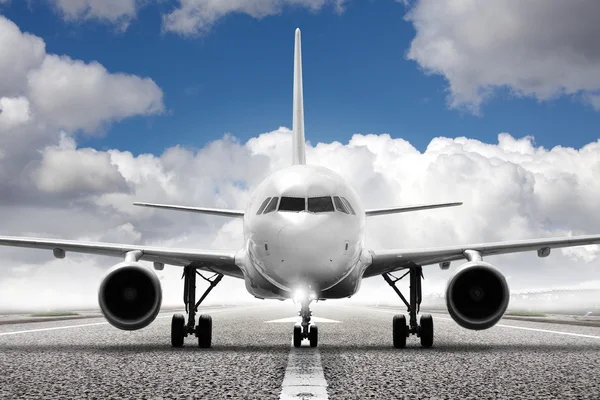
{"left": 263, "top": 197, "right": 279, "bottom": 214}
{"left": 278, "top": 197, "right": 306, "bottom": 212}
{"left": 341, "top": 197, "right": 356, "bottom": 215}
{"left": 333, "top": 196, "right": 349, "bottom": 214}
{"left": 308, "top": 196, "right": 334, "bottom": 213}
{"left": 256, "top": 197, "right": 272, "bottom": 215}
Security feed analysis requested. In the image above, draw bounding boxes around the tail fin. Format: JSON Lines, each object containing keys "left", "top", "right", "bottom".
{"left": 292, "top": 28, "right": 306, "bottom": 165}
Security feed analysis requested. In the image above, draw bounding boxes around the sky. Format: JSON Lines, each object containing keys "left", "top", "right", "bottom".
{"left": 0, "top": 0, "right": 599, "bottom": 312}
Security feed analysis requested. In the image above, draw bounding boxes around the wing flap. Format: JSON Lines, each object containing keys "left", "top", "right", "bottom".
{"left": 364, "top": 234, "right": 600, "bottom": 278}
{"left": 0, "top": 236, "right": 243, "bottom": 278}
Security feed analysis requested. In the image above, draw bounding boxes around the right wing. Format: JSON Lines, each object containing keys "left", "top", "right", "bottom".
{"left": 363, "top": 234, "right": 600, "bottom": 278}
{"left": 365, "top": 202, "right": 462, "bottom": 217}
{"left": 133, "top": 202, "right": 244, "bottom": 218}
{"left": 0, "top": 235, "right": 244, "bottom": 278}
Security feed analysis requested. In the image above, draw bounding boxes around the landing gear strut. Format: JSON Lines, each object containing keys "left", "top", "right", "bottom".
{"left": 293, "top": 293, "right": 318, "bottom": 348}
{"left": 383, "top": 265, "right": 434, "bottom": 348}
{"left": 171, "top": 266, "right": 223, "bottom": 348}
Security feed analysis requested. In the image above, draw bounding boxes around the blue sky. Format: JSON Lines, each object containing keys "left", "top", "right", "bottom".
{"left": 1, "top": 0, "right": 598, "bottom": 156}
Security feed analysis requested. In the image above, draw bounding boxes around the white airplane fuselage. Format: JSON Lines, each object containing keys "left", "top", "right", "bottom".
{"left": 234, "top": 164, "right": 371, "bottom": 300}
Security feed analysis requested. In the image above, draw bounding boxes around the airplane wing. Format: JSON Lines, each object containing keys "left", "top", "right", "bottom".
{"left": 0, "top": 236, "right": 243, "bottom": 278}
{"left": 365, "top": 202, "right": 462, "bottom": 217}
{"left": 363, "top": 234, "right": 600, "bottom": 278}
{"left": 133, "top": 202, "right": 244, "bottom": 218}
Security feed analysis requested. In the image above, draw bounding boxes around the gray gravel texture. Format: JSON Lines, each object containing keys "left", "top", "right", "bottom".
{"left": 318, "top": 305, "right": 600, "bottom": 400}
{"left": 1, "top": 303, "right": 600, "bottom": 399}
{"left": 0, "top": 306, "right": 292, "bottom": 400}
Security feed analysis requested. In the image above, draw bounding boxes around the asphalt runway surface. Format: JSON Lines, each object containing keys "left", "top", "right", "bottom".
{"left": 1, "top": 303, "right": 599, "bottom": 399}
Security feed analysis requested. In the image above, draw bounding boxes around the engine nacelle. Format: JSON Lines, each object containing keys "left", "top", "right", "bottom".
{"left": 98, "top": 261, "right": 162, "bottom": 330}
{"left": 445, "top": 261, "right": 509, "bottom": 330}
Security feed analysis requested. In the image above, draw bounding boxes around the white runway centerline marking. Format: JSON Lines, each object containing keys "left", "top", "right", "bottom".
{"left": 280, "top": 343, "right": 329, "bottom": 400}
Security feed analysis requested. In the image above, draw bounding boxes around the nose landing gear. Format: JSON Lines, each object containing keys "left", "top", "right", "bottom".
{"left": 293, "top": 292, "right": 318, "bottom": 347}
{"left": 383, "top": 265, "right": 434, "bottom": 348}
{"left": 171, "top": 266, "right": 223, "bottom": 348}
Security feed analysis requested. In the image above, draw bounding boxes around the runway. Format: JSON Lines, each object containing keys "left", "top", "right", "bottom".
{"left": 1, "top": 303, "right": 599, "bottom": 399}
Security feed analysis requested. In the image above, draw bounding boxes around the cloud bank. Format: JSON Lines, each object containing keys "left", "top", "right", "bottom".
{"left": 46, "top": 0, "right": 346, "bottom": 35}
{"left": 162, "top": 0, "right": 347, "bottom": 36}
{"left": 405, "top": 0, "right": 600, "bottom": 113}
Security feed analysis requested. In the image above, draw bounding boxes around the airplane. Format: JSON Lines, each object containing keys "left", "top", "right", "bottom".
{"left": 2, "top": 28, "right": 600, "bottom": 349}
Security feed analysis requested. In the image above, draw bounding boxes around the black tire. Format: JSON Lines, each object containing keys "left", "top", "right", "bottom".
{"left": 196, "top": 314, "right": 212, "bottom": 348}
{"left": 420, "top": 314, "right": 434, "bottom": 348}
{"left": 309, "top": 325, "right": 318, "bottom": 348}
{"left": 393, "top": 314, "right": 407, "bottom": 348}
{"left": 171, "top": 314, "right": 185, "bottom": 348}
{"left": 293, "top": 325, "right": 302, "bottom": 348}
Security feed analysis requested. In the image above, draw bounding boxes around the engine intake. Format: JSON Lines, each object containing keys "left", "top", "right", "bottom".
{"left": 446, "top": 261, "right": 509, "bottom": 330}
{"left": 98, "top": 261, "right": 162, "bottom": 330}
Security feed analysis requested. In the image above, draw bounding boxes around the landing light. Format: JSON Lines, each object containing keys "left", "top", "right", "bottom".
{"left": 293, "top": 289, "right": 305, "bottom": 303}
{"left": 293, "top": 289, "right": 317, "bottom": 303}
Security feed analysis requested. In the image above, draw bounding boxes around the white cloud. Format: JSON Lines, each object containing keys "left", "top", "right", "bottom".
{"left": 0, "top": 17, "right": 45, "bottom": 97}
{"left": 405, "top": 0, "right": 600, "bottom": 113}
{"left": 27, "top": 54, "right": 164, "bottom": 132}
{"left": 162, "top": 0, "right": 347, "bottom": 36}
{"left": 0, "top": 15, "right": 164, "bottom": 214}
{"left": 32, "top": 139, "right": 130, "bottom": 195}
{"left": 0, "top": 16, "right": 164, "bottom": 137}
{"left": 50, "top": 0, "right": 138, "bottom": 29}
{"left": 0, "top": 97, "right": 32, "bottom": 130}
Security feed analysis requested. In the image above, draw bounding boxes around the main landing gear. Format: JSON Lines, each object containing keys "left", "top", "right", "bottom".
{"left": 383, "top": 265, "right": 434, "bottom": 349}
{"left": 293, "top": 292, "right": 318, "bottom": 348}
{"left": 171, "top": 266, "right": 223, "bottom": 348}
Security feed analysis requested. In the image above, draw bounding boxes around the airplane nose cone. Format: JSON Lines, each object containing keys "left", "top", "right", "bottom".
{"left": 275, "top": 214, "right": 347, "bottom": 290}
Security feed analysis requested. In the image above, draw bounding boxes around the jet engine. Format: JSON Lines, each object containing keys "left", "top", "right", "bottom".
{"left": 445, "top": 261, "right": 509, "bottom": 330}
{"left": 98, "top": 261, "right": 162, "bottom": 330}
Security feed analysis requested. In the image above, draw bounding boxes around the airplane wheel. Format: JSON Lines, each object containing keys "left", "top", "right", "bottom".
{"left": 393, "top": 314, "right": 407, "bottom": 348}
{"left": 171, "top": 314, "right": 185, "bottom": 348}
{"left": 309, "top": 325, "right": 318, "bottom": 348}
{"left": 420, "top": 314, "right": 434, "bottom": 348}
{"left": 196, "top": 314, "right": 212, "bottom": 348}
{"left": 293, "top": 325, "right": 302, "bottom": 348}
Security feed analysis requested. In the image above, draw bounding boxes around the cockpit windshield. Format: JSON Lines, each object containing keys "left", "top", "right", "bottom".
{"left": 256, "top": 197, "right": 272, "bottom": 215}
{"left": 256, "top": 195, "right": 355, "bottom": 215}
{"left": 333, "top": 196, "right": 349, "bottom": 214}
{"left": 263, "top": 197, "right": 279, "bottom": 214}
{"left": 308, "top": 196, "right": 334, "bottom": 213}
{"left": 279, "top": 197, "right": 306, "bottom": 212}
{"left": 341, "top": 197, "right": 356, "bottom": 215}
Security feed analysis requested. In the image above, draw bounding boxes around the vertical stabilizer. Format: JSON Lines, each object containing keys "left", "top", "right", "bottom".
{"left": 292, "top": 28, "right": 306, "bottom": 165}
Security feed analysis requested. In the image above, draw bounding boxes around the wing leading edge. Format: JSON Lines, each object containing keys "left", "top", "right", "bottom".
{"left": 364, "top": 234, "right": 600, "bottom": 278}
{"left": 0, "top": 236, "right": 243, "bottom": 278}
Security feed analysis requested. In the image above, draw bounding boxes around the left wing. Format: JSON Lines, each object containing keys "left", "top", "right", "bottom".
{"left": 133, "top": 202, "right": 244, "bottom": 218}
{"left": 363, "top": 234, "right": 600, "bottom": 278}
{"left": 0, "top": 236, "right": 243, "bottom": 278}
